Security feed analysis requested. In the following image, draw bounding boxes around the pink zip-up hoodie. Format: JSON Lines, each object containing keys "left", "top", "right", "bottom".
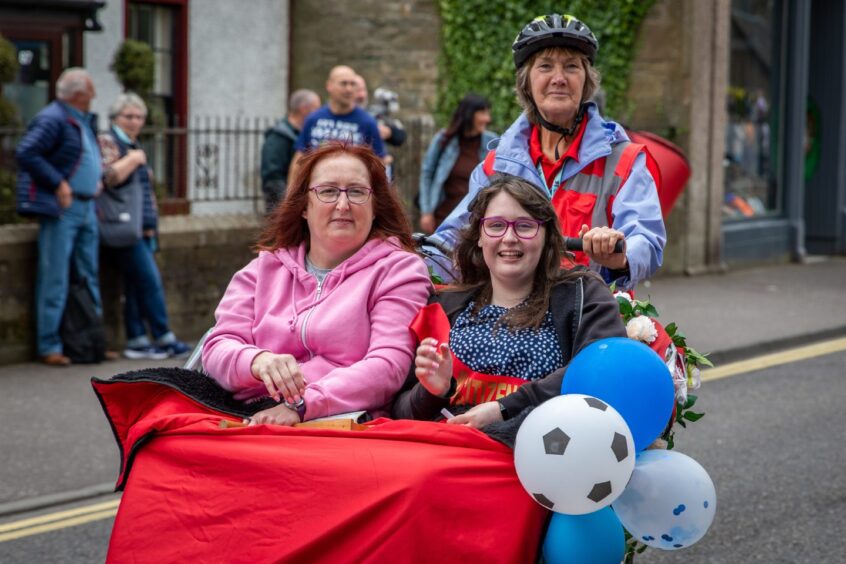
{"left": 202, "top": 237, "right": 432, "bottom": 420}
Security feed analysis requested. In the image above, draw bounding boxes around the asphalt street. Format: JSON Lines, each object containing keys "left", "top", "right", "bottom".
{"left": 1, "top": 348, "right": 844, "bottom": 563}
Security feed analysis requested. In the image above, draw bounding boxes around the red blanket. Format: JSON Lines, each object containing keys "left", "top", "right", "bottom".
{"left": 93, "top": 379, "right": 547, "bottom": 563}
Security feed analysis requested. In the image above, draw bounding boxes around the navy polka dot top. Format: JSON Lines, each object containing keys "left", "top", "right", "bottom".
{"left": 449, "top": 301, "right": 565, "bottom": 381}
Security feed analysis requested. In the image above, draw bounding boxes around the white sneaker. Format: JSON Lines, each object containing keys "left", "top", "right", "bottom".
{"left": 123, "top": 345, "right": 170, "bottom": 360}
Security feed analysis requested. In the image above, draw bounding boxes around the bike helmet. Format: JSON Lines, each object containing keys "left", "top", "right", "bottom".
{"left": 512, "top": 14, "right": 599, "bottom": 68}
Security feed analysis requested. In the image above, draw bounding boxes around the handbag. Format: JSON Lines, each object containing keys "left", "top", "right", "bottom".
{"left": 96, "top": 171, "right": 143, "bottom": 248}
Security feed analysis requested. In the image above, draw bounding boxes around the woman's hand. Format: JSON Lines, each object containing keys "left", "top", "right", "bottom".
{"left": 128, "top": 148, "right": 147, "bottom": 167}
{"left": 250, "top": 352, "right": 306, "bottom": 404}
{"left": 578, "top": 224, "right": 628, "bottom": 271}
{"left": 420, "top": 213, "right": 436, "bottom": 235}
{"left": 414, "top": 337, "right": 453, "bottom": 397}
{"left": 244, "top": 403, "right": 300, "bottom": 427}
{"left": 447, "top": 401, "right": 502, "bottom": 429}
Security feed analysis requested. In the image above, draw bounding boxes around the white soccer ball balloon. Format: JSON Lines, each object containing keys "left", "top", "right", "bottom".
{"left": 514, "top": 394, "right": 635, "bottom": 515}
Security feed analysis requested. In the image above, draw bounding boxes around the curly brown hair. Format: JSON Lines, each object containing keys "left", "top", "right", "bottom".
{"left": 452, "top": 174, "right": 591, "bottom": 330}
{"left": 256, "top": 142, "right": 415, "bottom": 252}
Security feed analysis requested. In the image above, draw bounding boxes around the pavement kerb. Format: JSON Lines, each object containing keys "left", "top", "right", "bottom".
{"left": 704, "top": 325, "right": 846, "bottom": 366}
{"left": 0, "top": 483, "right": 117, "bottom": 519}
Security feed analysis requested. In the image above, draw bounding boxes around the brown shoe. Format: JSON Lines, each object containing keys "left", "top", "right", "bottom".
{"left": 103, "top": 350, "right": 120, "bottom": 361}
{"left": 42, "top": 353, "right": 71, "bottom": 367}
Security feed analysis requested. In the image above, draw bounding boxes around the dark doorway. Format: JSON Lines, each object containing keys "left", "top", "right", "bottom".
{"left": 804, "top": 0, "right": 846, "bottom": 255}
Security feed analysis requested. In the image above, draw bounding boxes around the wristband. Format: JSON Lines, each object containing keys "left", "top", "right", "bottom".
{"left": 497, "top": 400, "right": 510, "bottom": 421}
{"left": 440, "top": 377, "right": 458, "bottom": 399}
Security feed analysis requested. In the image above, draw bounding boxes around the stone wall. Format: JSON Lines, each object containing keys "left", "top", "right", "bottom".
{"left": 0, "top": 215, "right": 262, "bottom": 365}
{"left": 289, "top": 0, "right": 441, "bottom": 116}
{"left": 626, "top": 0, "right": 729, "bottom": 276}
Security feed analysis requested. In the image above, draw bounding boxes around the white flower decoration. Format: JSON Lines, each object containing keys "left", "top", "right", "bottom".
{"left": 613, "top": 291, "right": 635, "bottom": 305}
{"left": 687, "top": 366, "right": 702, "bottom": 390}
{"left": 626, "top": 315, "right": 658, "bottom": 344}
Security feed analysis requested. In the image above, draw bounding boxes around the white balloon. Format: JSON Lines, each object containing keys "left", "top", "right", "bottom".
{"left": 612, "top": 450, "right": 717, "bottom": 550}
{"left": 514, "top": 394, "right": 635, "bottom": 515}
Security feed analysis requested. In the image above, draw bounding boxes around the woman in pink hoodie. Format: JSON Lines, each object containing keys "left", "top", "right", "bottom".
{"left": 202, "top": 143, "right": 432, "bottom": 425}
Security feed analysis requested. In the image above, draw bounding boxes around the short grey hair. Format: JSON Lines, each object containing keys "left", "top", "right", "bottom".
{"left": 289, "top": 89, "right": 319, "bottom": 114}
{"left": 108, "top": 92, "right": 148, "bottom": 121}
{"left": 515, "top": 47, "right": 601, "bottom": 126}
{"left": 56, "top": 68, "right": 91, "bottom": 100}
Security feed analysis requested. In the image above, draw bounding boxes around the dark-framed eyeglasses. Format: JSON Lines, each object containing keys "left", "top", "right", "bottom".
{"left": 309, "top": 185, "right": 373, "bottom": 205}
{"left": 480, "top": 216, "right": 545, "bottom": 239}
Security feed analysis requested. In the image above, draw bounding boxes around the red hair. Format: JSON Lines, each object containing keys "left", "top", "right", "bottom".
{"left": 256, "top": 142, "right": 415, "bottom": 252}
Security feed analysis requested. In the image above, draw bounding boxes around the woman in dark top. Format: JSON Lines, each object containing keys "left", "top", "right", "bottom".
{"left": 393, "top": 174, "right": 626, "bottom": 428}
{"left": 418, "top": 93, "right": 496, "bottom": 233}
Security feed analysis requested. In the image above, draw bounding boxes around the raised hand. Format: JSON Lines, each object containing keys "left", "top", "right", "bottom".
{"left": 414, "top": 337, "right": 453, "bottom": 397}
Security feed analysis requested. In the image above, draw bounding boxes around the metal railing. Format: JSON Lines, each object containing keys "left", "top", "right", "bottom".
{"left": 0, "top": 114, "right": 437, "bottom": 224}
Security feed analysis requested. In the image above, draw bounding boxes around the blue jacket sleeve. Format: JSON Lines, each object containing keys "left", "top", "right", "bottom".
{"left": 602, "top": 152, "right": 666, "bottom": 288}
{"left": 15, "top": 116, "right": 65, "bottom": 192}
{"left": 418, "top": 132, "right": 443, "bottom": 214}
{"left": 427, "top": 160, "right": 492, "bottom": 252}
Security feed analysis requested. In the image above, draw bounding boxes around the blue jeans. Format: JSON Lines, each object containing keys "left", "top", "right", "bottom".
{"left": 110, "top": 238, "right": 171, "bottom": 344}
{"left": 36, "top": 199, "right": 101, "bottom": 356}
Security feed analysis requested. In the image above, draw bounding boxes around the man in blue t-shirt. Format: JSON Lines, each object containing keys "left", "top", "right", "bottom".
{"left": 288, "top": 65, "right": 386, "bottom": 184}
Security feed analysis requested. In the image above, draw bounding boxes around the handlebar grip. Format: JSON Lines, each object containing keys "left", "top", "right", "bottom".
{"left": 564, "top": 237, "right": 625, "bottom": 254}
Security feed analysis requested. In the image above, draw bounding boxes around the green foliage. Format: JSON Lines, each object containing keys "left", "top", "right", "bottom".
{"left": 0, "top": 169, "right": 20, "bottom": 224}
{"left": 437, "top": 0, "right": 655, "bottom": 131}
{"left": 110, "top": 40, "right": 155, "bottom": 96}
{"left": 0, "top": 97, "right": 17, "bottom": 126}
{"left": 0, "top": 34, "right": 18, "bottom": 85}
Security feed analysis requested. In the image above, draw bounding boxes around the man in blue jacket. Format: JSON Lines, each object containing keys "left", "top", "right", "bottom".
{"left": 16, "top": 67, "right": 107, "bottom": 366}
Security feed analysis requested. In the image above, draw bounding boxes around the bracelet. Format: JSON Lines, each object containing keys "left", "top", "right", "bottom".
{"left": 296, "top": 402, "right": 306, "bottom": 422}
{"left": 283, "top": 398, "right": 306, "bottom": 421}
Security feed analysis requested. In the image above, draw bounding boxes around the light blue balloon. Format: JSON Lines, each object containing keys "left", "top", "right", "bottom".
{"left": 543, "top": 507, "right": 625, "bottom": 564}
{"left": 612, "top": 450, "right": 717, "bottom": 551}
{"left": 561, "top": 337, "right": 674, "bottom": 451}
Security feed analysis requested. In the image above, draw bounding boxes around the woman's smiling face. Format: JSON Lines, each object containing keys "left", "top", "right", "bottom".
{"left": 478, "top": 191, "right": 546, "bottom": 291}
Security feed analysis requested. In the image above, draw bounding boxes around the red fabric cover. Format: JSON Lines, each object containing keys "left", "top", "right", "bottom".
{"left": 93, "top": 380, "right": 546, "bottom": 563}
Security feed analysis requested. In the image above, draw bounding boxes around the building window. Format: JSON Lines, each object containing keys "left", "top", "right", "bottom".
{"left": 724, "top": 0, "right": 781, "bottom": 220}
{"left": 128, "top": 2, "right": 176, "bottom": 122}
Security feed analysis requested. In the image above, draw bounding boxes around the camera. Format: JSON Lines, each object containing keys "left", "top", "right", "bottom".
{"left": 370, "top": 87, "right": 400, "bottom": 119}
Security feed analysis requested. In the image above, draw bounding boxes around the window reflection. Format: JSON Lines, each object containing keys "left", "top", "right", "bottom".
{"left": 724, "top": 0, "right": 780, "bottom": 220}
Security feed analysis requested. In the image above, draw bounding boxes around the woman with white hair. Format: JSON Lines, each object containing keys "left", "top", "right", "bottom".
{"left": 97, "top": 93, "right": 190, "bottom": 359}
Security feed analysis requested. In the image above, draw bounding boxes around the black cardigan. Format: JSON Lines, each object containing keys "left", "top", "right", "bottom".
{"left": 391, "top": 274, "right": 626, "bottom": 421}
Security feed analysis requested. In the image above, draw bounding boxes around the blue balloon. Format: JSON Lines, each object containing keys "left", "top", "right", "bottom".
{"left": 543, "top": 507, "right": 625, "bottom": 564}
{"left": 561, "top": 337, "right": 674, "bottom": 451}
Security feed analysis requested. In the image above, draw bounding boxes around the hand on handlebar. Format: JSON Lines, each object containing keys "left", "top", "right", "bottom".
{"left": 574, "top": 225, "right": 628, "bottom": 271}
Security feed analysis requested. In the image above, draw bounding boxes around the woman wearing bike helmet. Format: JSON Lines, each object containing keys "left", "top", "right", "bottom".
{"left": 428, "top": 14, "right": 665, "bottom": 290}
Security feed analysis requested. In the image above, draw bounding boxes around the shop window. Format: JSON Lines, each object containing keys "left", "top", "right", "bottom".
{"left": 724, "top": 0, "right": 781, "bottom": 220}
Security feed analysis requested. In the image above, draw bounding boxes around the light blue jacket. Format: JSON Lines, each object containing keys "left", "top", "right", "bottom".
{"left": 418, "top": 129, "right": 497, "bottom": 214}
{"left": 427, "top": 103, "right": 666, "bottom": 289}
